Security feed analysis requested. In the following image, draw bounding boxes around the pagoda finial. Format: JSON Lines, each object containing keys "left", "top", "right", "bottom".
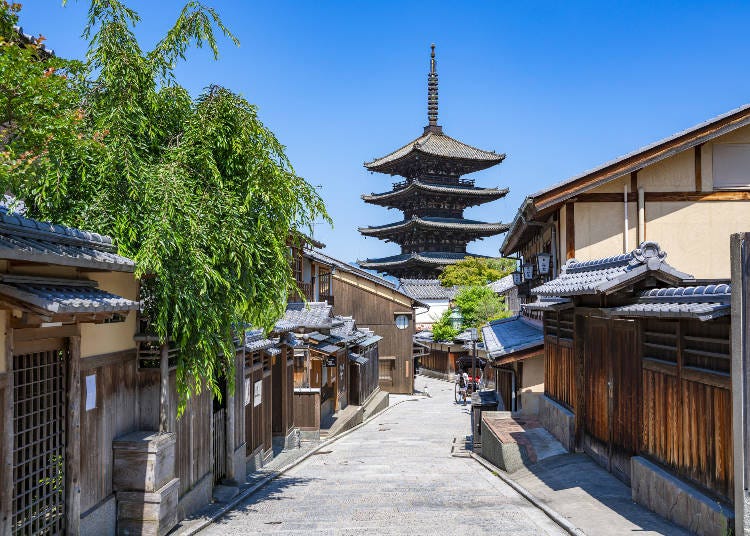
{"left": 427, "top": 43, "right": 439, "bottom": 128}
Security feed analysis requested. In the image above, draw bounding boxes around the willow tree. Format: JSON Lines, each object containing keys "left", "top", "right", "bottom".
{"left": 0, "top": 1, "right": 328, "bottom": 406}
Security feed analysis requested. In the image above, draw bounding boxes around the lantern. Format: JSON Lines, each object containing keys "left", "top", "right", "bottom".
{"left": 449, "top": 308, "right": 463, "bottom": 331}
{"left": 536, "top": 252, "right": 552, "bottom": 275}
{"left": 511, "top": 270, "right": 523, "bottom": 286}
{"left": 522, "top": 262, "right": 534, "bottom": 281}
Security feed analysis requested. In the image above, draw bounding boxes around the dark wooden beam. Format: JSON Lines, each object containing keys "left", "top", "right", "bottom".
{"left": 1, "top": 329, "right": 12, "bottom": 536}
{"left": 695, "top": 144, "right": 703, "bottom": 192}
{"left": 630, "top": 171, "right": 638, "bottom": 194}
{"left": 573, "top": 312, "right": 586, "bottom": 451}
{"left": 565, "top": 203, "right": 575, "bottom": 260}
{"left": 66, "top": 335, "right": 81, "bottom": 535}
{"left": 576, "top": 190, "right": 750, "bottom": 203}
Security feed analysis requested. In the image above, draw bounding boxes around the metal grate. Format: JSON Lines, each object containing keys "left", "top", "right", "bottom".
{"left": 212, "top": 408, "right": 226, "bottom": 484}
{"left": 12, "top": 344, "right": 67, "bottom": 535}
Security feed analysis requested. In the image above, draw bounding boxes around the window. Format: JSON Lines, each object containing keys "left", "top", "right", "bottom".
{"left": 713, "top": 143, "right": 750, "bottom": 189}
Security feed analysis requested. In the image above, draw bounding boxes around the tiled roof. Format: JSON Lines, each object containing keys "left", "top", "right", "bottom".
{"left": 606, "top": 284, "right": 731, "bottom": 321}
{"left": 244, "top": 330, "right": 279, "bottom": 353}
{"left": 359, "top": 217, "right": 509, "bottom": 236}
{"left": 359, "top": 251, "right": 490, "bottom": 269}
{"left": 0, "top": 207, "right": 134, "bottom": 272}
{"left": 532, "top": 242, "right": 690, "bottom": 297}
{"left": 348, "top": 352, "right": 369, "bottom": 365}
{"left": 481, "top": 316, "right": 544, "bottom": 360}
{"left": 398, "top": 278, "right": 457, "bottom": 300}
{"left": 303, "top": 248, "right": 397, "bottom": 289}
{"left": 522, "top": 297, "right": 572, "bottom": 311}
{"left": 274, "top": 302, "right": 338, "bottom": 332}
{"left": 362, "top": 181, "right": 508, "bottom": 203}
{"left": 0, "top": 277, "right": 138, "bottom": 314}
{"left": 364, "top": 130, "right": 505, "bottom": 175}
{"left": 488, "top": 275, "right": 516, "bottom": 295}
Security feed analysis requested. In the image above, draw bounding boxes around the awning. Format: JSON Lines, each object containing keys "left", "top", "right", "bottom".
{"left": 0, "top": 275, "right": 138, "bottom": 319}
{"left": 481, "top": 315, "right": 544, "bottom": 364}
{"left": 348, "top": 352, "right": 369, "bottom": 365}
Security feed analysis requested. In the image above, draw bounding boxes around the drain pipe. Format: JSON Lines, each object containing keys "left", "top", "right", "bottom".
{"left": 638, "top": 187, "right": 645, "bottom": 244}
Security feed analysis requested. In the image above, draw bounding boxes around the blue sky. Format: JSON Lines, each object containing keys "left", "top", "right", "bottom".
{"left": 17, "top": 1, "right": 750, "bottom": 263}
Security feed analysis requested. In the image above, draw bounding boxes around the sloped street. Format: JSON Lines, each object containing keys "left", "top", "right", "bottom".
{"left": 199, "top": 376, "right": 563, "bottom": 535}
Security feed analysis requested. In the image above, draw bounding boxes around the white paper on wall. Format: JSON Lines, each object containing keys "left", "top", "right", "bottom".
{"left": 244, "top": 377, "right": 251, "bottom": 406}
{"left": 85, "top": 374, "right": 96, "bottom": 411}
{"left": 254, "top": 380, "right": 262, "bottom": 407}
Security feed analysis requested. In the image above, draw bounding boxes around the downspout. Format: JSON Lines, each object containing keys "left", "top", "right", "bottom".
{"left": 624, "top": 184, "right": 629, "bottom": 253}
{"left": 638, "top": 187, "right": 645, "bottom": 245}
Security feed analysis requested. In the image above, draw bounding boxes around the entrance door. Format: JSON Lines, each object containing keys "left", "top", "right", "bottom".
{"left": 12, "top": 337, "right": 67, "bottom": 536}
{"left": 583, "top": 317, "right": 639, "bottom": 483}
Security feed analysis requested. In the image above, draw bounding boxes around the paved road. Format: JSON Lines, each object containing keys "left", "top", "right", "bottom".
{"left": 200, "top": 376, "right": 563, "bottom": 535}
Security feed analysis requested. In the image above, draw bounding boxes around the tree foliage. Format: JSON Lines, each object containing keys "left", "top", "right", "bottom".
{"left": 431, "top": 285, "right": 510, "bottom": 342}
{"left": 439, "top": 257, "right": 517, "bottom": 287}
{"left": 0, "top": 1, "right": 328, "bottom": 408}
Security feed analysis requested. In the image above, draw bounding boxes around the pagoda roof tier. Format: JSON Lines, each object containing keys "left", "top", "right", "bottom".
{"left": 359, "top": 217, "right": 508, "bottom": 241}
{"left": 358, "top": 251, "right": 489, "bottom": 276}
{"left": 364, "top": 127, "right": 506, "bottom": 178}
{"left": 362, "top": 180, "right": 508, "bottom": 208}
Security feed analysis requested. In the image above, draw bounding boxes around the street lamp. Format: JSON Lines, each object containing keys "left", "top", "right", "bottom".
{"left": 449, "top": 308, "right": 463, "bottom": 331}
{"left": 468, "top": 327, "right": 479, "bottom": 392}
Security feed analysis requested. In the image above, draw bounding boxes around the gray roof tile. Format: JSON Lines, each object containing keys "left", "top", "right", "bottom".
{"left": 0, "top": 207, "right": 134, "bottom": 272}
{"left": 274, "top": 302, "right": 337, "bottom": 332}
{"left": 606, "top": 283, "right": 731, "bottom": 321}
{"left": 488, "top": 275, "right": 516, "bottom": 295}
{"left": 0, "top": 279, "right": 138, "bottom": 314}
{"left": 481, "top": 315, "right": 544, "bottom": 359}
{"left": 532, "top": 242, "right": 691, "bottom": 297}
{"left": 398, "top": 278, "right": 457, "bottom": 300}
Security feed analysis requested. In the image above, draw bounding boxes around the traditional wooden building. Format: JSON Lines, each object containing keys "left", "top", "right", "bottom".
{"left": 301, "top": 248, "right": 422, "bottom": 394}
{"left": 481, "top": 315, "right": 544, "bottom": 414}
{"left": 530, "top": 242, "right": 734, "bottom": 535}
{"left": 0, "top": 208, "right": 140, "bottom": 536}
{"left": 358, "top": 45, "right": 509, "bottom": 279}
{"left": 502, "top": 103, "right": 750, "bottom": 286}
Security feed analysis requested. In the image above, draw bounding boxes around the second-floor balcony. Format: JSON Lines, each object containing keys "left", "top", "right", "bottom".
{"left": 288, "top": 273, "right": 334, "bottom": 305}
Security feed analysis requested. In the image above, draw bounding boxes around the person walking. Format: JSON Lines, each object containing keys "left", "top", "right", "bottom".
{"left": 456, "top": 369, "right": 469, "bottom": 405}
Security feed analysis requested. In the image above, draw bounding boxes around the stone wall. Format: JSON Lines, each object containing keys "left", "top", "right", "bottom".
{"left": 538, "top": 395, "right": 575, "bottom": 452}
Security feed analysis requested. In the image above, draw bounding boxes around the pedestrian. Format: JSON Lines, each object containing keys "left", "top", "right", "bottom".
{"left": 456, "top": 368, "right": 469, "bottom": 405}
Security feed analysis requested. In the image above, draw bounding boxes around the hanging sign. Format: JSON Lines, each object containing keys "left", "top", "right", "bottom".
{"left": 325, "top": 355, "right": 337, "bottom": 367}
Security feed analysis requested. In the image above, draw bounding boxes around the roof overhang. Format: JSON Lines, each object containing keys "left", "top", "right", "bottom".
{"left": 0, "top": 274, "right": 138, "bottom": 323}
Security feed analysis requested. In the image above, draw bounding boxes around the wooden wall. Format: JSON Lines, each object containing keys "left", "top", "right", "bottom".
{"left": 138, "top": 368, "right": 212, "bottom": 497}
{"left": 79, "top": 350, "right": 139, "bottom": 513}
{"left": 293, "top": 390, "right": 320, "bottom": 430}
{"left": 641, "top": 318, "right": 733, "bottom": 502}
{"left": 332, "top": 275, "right": 414, "bottom": 394}
{"left": 244, "top": 351, "right": 272, "bottom": 457}
{"left": 543, "top": 311, "right": 576, "bottom": 410}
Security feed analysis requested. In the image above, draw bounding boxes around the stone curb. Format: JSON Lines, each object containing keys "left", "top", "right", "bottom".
{"left": 470, "top": 452, "right": 586, "bottom": 536}
{"left": 173, "top": 396, "right": 423, "bottom": 535}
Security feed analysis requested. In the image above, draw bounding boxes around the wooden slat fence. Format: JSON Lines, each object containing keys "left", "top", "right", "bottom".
{"left": 641, "top": 318, "right": 733, "bottom": 502}
{"left": 543, "top": 311, "right": 576, "bottom": 410}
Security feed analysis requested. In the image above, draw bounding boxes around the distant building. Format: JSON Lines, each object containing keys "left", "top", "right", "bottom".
{"left": 358, "top": 45, "right": 509, "bottom": 279}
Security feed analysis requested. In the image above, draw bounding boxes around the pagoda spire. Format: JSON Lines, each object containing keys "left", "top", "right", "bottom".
{"left": 426, "top": 44, "right": 440, "bottom": 131}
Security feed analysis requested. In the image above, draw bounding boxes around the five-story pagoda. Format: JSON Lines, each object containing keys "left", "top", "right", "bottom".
{"left": 358, "top": 45, "right": 509, "bottom": 279}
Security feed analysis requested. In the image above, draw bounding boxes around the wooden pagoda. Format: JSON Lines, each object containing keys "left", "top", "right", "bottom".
{"left": 359, "top": 45, "right": 509, "bottom": 279}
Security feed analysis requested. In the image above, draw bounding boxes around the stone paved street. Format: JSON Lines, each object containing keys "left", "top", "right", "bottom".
{"left": 199, "top": 376, "right": 563, "bottom": 535}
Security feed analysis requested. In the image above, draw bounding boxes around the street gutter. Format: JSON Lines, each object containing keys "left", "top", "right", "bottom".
{"left": 470, "top": 453, "right": 586, "bottom": 536}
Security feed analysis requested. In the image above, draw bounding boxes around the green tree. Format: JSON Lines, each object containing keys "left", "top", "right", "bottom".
{"left": 0, "top": 1, "right": 328, "bottom": 408}
{"left": 439, "top": 257, "right": 516, "bottom": 287}
{"left": 430, "top": 285, "right": 510, "bottom": 342}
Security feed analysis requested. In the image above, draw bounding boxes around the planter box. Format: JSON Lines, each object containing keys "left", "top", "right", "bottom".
{"left": 112, "top": 431, "right": 176, "bottom": 493}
